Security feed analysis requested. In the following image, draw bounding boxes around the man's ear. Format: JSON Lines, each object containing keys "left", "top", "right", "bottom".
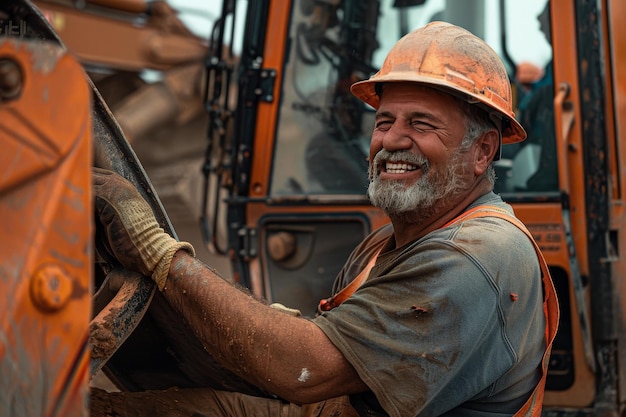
{"left": 474, "top": 129, "right": 500, "bottom": 176}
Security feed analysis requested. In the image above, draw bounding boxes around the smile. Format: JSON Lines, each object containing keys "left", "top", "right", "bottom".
{"left": 385, "top": 162, "right": 420, "bottom": 174}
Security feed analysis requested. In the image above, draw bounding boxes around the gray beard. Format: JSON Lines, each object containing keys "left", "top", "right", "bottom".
{"left": 367, "top": 149, "right": 471, "bottom": 223}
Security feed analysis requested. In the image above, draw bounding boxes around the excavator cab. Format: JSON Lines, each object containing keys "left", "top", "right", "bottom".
{"left": 203, "top": 0, "right": 626, "bottom": 414}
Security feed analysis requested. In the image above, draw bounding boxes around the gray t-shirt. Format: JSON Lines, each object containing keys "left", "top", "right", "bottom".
{"left": 313, "top": 192, "right": 546, "bottom": 417}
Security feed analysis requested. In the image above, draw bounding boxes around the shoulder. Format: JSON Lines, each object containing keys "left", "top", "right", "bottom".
{"left": 440, "top": 194, "right": 533, "bottom": 252}
{"left": 426, "top": 207, "right": 540, "bottom": 294}
{"left": 445, "top": 199, "right": 538, "bottom": 267}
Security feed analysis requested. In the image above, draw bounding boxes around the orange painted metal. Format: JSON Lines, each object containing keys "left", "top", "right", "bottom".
{"left": 547, "top": 1, "right": 589, "bottom": 278}
{"left": 0, "top": 38, "right": 92, "bottom": 416}
{"left": 33, "top": 0, "right": 207, "bottom": 72}
{"left": 519, "top": 0, "right": 595, "bottom": 407}
{"left": 85, "top": 0, "right": 149, "bottom": 14}
{"left": 248, "top": 0, "right": 294, "bottom": 200}
{"left": 606, "top": 0, "right": 626, "bottom": 406}
{"left": 515, "top": 202, "right": 596, "bottom": 407}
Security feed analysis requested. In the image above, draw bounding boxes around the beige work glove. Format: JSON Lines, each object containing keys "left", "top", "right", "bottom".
{"left": 93, "top": 167, "right": 195, "bottom": 290}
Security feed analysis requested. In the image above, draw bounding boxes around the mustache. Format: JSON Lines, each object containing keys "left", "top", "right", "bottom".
{"left": 370, "top": 150, "right": 429, "bottom": 178}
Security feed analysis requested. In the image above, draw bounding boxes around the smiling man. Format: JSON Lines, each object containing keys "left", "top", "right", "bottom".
{"left": 94, "top": 22, "right": 558, "bottom": 417}
{"left": 366, "top": 84, "right": 497, "bottom": 239}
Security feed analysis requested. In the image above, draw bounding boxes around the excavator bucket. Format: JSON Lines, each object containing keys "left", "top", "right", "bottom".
{"left": 0, "top": 35, "right": 92, "bottom": 417}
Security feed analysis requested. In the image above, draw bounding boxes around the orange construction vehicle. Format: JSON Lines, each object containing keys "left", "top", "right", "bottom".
{"left": 28, "top": 0, "right": 233, "bottom": 273}
{"left": 2, "top": 0, "right": 626, "bottom": 415}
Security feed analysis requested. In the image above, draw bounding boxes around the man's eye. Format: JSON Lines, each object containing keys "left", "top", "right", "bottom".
{"left": 412, "top": 121, "right": 434, "bottom": 131}
{"left": 375, "top": 120, "right": 392, "bottom": 130}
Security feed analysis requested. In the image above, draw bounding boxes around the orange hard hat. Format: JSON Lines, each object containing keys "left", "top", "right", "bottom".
{"left": 351, "top": 21, "right": 526, "bottom": 144}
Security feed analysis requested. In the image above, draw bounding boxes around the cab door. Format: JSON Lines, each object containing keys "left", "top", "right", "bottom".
{"left": 494, "top": 0, "right": 623, "bottom": 412}
{"left": 213, "top": 0, "right": 389, "bottom": 315}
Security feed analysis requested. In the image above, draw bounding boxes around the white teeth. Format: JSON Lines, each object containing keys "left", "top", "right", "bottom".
{"left": 385, "top": 162, "right": 418, "bottom": 174}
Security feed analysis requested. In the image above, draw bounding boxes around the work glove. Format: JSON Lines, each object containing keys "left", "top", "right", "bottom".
{"left": 93, "top": 167, "right": 195, "bottom": 290}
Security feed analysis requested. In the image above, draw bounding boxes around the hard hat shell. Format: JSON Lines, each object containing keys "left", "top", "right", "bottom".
{"left": 351, "top": 21, "right": 526, "bottom": 144}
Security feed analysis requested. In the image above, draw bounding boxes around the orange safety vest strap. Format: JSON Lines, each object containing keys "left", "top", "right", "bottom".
{"left": 318, "top": 247, "right": 382, "bottom": 312}
{"left": 445, "top": 205, "right": 559, "bottom": 417}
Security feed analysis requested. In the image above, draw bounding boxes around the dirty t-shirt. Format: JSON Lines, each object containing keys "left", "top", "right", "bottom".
{"left": 313, "top": 192, "right": 546, "bottom": 417}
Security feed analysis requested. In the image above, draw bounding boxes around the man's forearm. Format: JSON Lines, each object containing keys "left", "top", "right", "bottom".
{"left": 162, "top": 250, "right": 367, "bottom": 404}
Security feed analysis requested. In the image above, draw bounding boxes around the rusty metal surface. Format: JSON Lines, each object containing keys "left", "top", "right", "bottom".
{"left": 0, "top": 35, "right": 92, "bottom": 416}
{"left": 90, "top": 268, "right": 154, "bottom": 378}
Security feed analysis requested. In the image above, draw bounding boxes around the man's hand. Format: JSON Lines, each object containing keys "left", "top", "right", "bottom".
{"left": 93, "top": 167, "right": 194, "bottom": 290}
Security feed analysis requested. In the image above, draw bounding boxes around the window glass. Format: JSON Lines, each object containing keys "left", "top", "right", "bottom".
{"left": 268, "top": 0, "right": 556, "bottom": 196}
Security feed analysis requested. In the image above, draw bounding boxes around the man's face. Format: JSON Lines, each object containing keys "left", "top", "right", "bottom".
{"left": 367, "top": 83, "right": 475, "bottom": 221}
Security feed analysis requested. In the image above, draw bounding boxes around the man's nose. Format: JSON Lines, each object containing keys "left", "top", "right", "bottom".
{"left": 382, "top": 122, "right": 414, "bottom": 151}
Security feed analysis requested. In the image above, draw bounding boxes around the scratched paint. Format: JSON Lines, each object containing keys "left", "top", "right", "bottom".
{"left": 0, "top": 36, "right": 92, "bottom": 416}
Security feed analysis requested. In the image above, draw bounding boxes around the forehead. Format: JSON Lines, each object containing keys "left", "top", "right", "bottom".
{"left": 377, "top": 82, "right": 463, "bottom": 114}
